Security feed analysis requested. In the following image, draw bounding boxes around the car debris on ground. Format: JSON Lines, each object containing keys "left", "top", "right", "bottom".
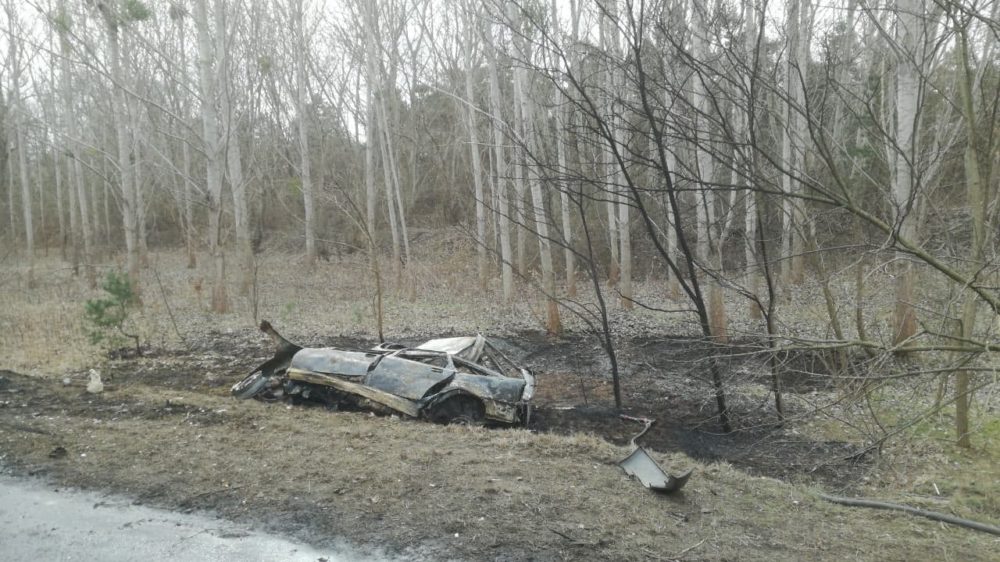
{"left": 232, "top": 321, "right": 535, "bottom": 426}
{"left": 618, "top": 415, "right": 692, "bottom": 493}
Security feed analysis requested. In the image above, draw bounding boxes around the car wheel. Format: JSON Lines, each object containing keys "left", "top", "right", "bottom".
{"left": 231, "top": 371, "right": 269, "bottom": 399}
{"left": 428, "top": 395, "right": 485, "bottom": 425}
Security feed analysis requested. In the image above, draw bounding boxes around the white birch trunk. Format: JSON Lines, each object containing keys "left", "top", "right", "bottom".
{"left": 486, "top": 19, "right": 513, "bottom": 301}
{"left": 892, "top": 0, "right": 921, "bottom": 345}
{"left": 464, "top": 3, "right": 488, "bottom": 288}
{"left": 779, "top": 0, "right": 800, "bottom": 284}
{"left": 556, "top": 0, "right": 577, "bottom": 298}
{"left": 600, "top": 9, "right": 620, "bottom": 285}
{"left": 194, "top": 0, "right": 228, "bottom": 313}
{"left": 97, "top": 3, "right": 140, "bottom": 290}
{"left": 15, "top": 117, "right": 34, "bottom": 276}
{"left": 215, "top": 0, "right": 251, "bottom": 288}
{"left": 292, "top": 0, "right": 317, "bottom": 266}
{"left": 365, "top": 89, "right": 377, "bottom": 248}
{"left": 512, "top": 76, "right": 527, "bottom": 277}
{"left": 692, "top": 1, "right": 726, "bottom": 341}
{"left": 742, "top": 0, "right": 760, "bottom": 316}
{"left": 74, "top": 5, "right": 96, "bottom": 261}
{"left": 363, "top": 4, "right": 378, "bottom": 250}
{"left": 692, "top": 3, "right": 714, "bottom": 267}
{"left": 175, "top": 11, "right": 197, "bottom": 269}
{"left": 510, "top": 3, "right": 560, "bottom": 334}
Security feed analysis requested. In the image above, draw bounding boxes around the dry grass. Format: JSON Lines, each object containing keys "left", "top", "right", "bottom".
{"left": 2, "top": 241, "right": 998, "bottom": 559}
{"left": 2, "top": 376, "right": 997, "bottom": 561}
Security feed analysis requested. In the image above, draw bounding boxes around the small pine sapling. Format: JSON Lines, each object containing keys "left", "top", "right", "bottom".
{"left": 84, "top": 270, "right": 141, "bottom": 356}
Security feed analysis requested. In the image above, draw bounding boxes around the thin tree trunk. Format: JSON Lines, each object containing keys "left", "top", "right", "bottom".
{"left": 512, "top": 77, "right": 527, "bottom": 277}
{"left": 292, "top": 0, "right": 317, "bottom": 266}
{"left": 556, "top": 0, "right": 577, "bottom": 298}
{"left": 15, "top": 117, "right": 34, "bottom": 286}
{"left": 8, "top": 5, "right": 33, "bottom": 284}
{"left": 378, "top": 96, "right": 410, "bottom": 271}
{"left": 55, "top": 19, "right": 79, "bottom": 271}
{"left": 365, "top": 89, "right": 377, "bottom": 249}
{"left": 215, "top": 0, "right": 251, "bottom": 289}
{"left": 464, "top": 2, "right": 488, "bottom": 289}
{"left": 363, "top": 4, "right": 378, "bottom": 253}
{"left": 510, "top": 3, "right": 560, "bottom": 334}
{"left": 953, "top": 23, "right": 987, "bottom": 449}
{"left": 743, "top": 0, "right": 761, "bottom": 318}
{"left": 604, "top": 1, "right": 630, "bottom": 306}
{"left": 175, "top": 10, "right": 197, "bottom": 269}
{"left": 52, "top": 130, "right": 66, "bottom": 260}
{"left": 377, "top": 108, "right": 402, "bottom": 277}
{"left": 486, "top": 19, "right": 513, "bottom": 301}
{"left": 66, "top": 144, "right": 80, "bottom": 274}
{"left": 892, "top": 0, "right": 921, "bottom": 346}
{"left": 558, "top": 100, "right": 576, "bottom": 298}
{"left": 182, "top": 137, "right": 196, "bottom": 268}
{"left": 780, "top": 0, "right": 802, "bottom": 286}
{"left": 598, "top": 5, "right": 620, "bottom": 287}
{"left": 5, "top": 128, "right": 16, "bottom": 250}
{"left": 788, "top": 0, "right": 811, "bottom": 284}
{"left": 194, "top": 0, "right": 228, "bottom": 313}
{"left": 132, "top": 118, "right": 148, "bottom": 267}
{"left": 97, "top": 3, "right": 140, "bottom": 291}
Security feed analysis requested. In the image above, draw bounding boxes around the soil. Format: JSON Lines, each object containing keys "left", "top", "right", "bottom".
{"left": 2, "top": 327, "right": 995, "bottom": 560}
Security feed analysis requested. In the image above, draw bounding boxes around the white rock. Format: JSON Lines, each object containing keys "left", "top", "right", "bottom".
{"left": 86, "top": 369, "right": 104, "bottom": 394}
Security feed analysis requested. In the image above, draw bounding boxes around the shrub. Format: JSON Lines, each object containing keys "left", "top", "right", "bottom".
{"left": 84, "top": 271, "right": 141, "bottom": 356}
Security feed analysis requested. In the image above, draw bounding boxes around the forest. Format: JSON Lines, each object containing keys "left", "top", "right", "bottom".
{"left": 1, "top": 0, "right": 998, "bottom": 559}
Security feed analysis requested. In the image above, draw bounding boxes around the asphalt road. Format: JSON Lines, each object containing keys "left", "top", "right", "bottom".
{"left": 0, "top": 475, "right": 382, "bottom": 561}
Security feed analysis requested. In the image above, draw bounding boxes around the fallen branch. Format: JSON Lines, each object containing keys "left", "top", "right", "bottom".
{"left": 818, "top": 493, "right": 1000, "bottom": 536}
{"left": 620, "top": 414, "right": 655, "bottom": 446}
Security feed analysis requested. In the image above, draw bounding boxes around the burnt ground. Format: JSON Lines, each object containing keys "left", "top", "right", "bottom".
{"left": 2, "top": 330, "right": 990, "bottom": 561}
{"left": 131, "top": 329, "right": 872, "bottom": 488}
{"left": 8, "top": 330, "right": 869, "bottom": 486}
{"left": 508, "top": 333, "right": 871, "bottom": 490}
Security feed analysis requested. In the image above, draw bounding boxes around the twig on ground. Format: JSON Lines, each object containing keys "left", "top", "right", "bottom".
{"left": 668, "top": 537, "right": 707, "bottom": 560}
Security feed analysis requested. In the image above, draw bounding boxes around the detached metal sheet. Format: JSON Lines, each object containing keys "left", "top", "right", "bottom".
{"left": 619, "top": 447, "right": 693, "bottom": 493}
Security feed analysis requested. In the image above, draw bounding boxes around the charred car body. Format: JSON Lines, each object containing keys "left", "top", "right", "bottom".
{"left": 232, "top": 322, "right": 534, "bottom": 425}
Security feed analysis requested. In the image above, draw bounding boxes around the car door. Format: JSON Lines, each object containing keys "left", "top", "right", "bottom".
{"left": 363, "top": 352, "right": 455, "bottom": 400}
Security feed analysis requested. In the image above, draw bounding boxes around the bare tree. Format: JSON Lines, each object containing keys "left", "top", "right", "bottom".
{"left": 509, "top": 1, "right": 560, "bottom": 335}
{"left": 194, "top": 0, "right": 228, "bottom": 312}
{"left": 291, "top": 0, "right": 317, "bottom": 266}
{"left": 485, "top": 12, "right": 514, "bottom": 301}
{"left": 463, "top": 0, "right": 488, "bottom": 289}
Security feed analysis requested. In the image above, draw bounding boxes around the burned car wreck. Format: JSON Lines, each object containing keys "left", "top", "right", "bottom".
{"left": 232, "top": 322, "right": 535, "bottom": 425}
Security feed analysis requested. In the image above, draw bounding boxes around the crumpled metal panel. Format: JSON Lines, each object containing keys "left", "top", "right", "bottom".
{"left": 286, "top": 368, "right": 421, "bottom": 418}
{"left": 447, "top": 373, "right": 526, "bottom": 404}
{"left": 417, "top": 335, "right": 486, "bottom": 361}
{"left": 619, "top": 447, "right": 693, "bottom": 493}
{"left": 290, "top": 349, "right": 376, "bottom": 379}
{"left": 363, "top": 355, "right": 455, "bottom": 400}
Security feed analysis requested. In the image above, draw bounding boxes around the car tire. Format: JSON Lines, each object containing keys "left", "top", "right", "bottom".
{"left": 427, "top": 394, "right": 486, "bottom": 425}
